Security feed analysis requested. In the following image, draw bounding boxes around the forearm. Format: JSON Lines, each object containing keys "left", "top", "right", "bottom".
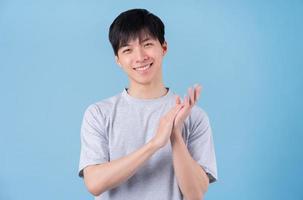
{"left": 171, "top": 130, "right": 209, "bottom": 200}
{"left": 84, "top": 139, "right": 160, "bottom": 196}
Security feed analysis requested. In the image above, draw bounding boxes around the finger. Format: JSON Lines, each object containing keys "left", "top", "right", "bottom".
{"left": 189, "top": 87, "right": 195, "bottom": 106}
{"left": 194, "top": 84, "right": 199, "bottom": 102}
{"left": 175, "top": 95, "right": 181, "bottom": 105}
{"left": 169, "top": 104, "right": 183, "bottom": 116}
{"left": 184, "top": 95, "right": 190, "bottom": 107}
{"left": 187, "top": 88, "right": 191, "bottom": 105}
{"left": 196, "top": 85, "right": 202, "bottom": 101}
{"left": 173, "top": 105, "right": 184, "bottom": 119}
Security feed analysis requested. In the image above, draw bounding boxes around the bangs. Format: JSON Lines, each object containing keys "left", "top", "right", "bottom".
{"left": 109, "top": 9, "right": 165, "bottom": 55}
{"left": 118, "top": 28, "right": 156, "bottom": 48}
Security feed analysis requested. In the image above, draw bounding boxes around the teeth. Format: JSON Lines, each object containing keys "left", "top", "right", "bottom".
{"left": 135, "top": 64, "right": 151, "bottom": 71}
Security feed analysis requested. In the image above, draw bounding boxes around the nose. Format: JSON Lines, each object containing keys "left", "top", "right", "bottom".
{"left": 134, "top": 47, "right": 148, "bottom": 63}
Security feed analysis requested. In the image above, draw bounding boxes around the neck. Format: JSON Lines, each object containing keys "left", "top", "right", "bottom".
{"left": 127, "top": 81, "right": 168, "bottom": 99}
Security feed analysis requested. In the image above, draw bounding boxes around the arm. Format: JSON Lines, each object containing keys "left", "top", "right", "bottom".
{"left": 84, "top": 139, "right": 158, "bottom": 196}
{"left": 171, "top": 130, "right": 209, "bottom": 200}
{"left": 83, "top": 104, "right": 183, "bottom": 196}
{"left": 171, "top": 85, "right": 209, "bottom": 200}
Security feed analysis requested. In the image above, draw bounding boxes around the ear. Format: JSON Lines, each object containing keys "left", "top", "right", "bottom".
{"left": 162, "top": 41, "right": 168, "bottom": 56}
{"left": 115, "top": 55, "right": 122, "bottom": 67}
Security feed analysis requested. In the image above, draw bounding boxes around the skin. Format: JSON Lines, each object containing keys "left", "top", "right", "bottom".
{"left": 171, "top": 85, "right": 210, "bottom": 200}
{"left": 83, "top": 34, "right": 209, "bottom": 199}
{"left": 115, "top": 35, "right": 168, "bottom": 99}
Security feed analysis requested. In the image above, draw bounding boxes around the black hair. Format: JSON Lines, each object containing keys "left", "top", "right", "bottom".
{"left": 109, "top": 8, "right": 165, "bottom": 55}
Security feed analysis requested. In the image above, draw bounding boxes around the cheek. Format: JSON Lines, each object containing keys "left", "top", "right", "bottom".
{"left": 119, "top": 57, "right": 132, "bottom": 66}
{"left": 154, "top": 53, "right": 164, "bottom": 63}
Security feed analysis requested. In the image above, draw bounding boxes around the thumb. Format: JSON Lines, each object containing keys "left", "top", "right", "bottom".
{"left": 173, "top": 104, "right": 183, "bottom": 116}
{"left": 167, "top": 104, "right": 182, "bottom": 118}
{"left": 175, "top": 95, "right": 181, "bottom": 105}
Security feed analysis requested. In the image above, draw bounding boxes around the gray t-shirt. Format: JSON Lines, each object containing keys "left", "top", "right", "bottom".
{"left": 79, "top": 88, "right": 218, "bottom": 200}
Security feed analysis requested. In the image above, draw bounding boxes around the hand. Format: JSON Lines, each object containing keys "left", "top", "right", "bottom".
{"left": 152, "top": 104, "right": 183, "bottom": 149}
{"left": 173, "top": 84, "right": 202, "bottom": 134}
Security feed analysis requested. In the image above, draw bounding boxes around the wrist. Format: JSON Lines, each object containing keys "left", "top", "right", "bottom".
{"left": 171, "top": 129, "right": 183, "bottom": 144}
{"left": 149, "top": 137, "right": 163, "bottom": 151}
{"left": 172, "top": 127, "right": 182, "bottom": 135}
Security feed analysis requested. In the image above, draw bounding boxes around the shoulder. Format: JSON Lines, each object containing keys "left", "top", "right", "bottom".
{"left": 190, "top": 105, "right": 210, "bottom": 121}
{"left": 83, "top": 92, "right": 123, "bottom": 120}
{"left": 187, "top": 105, "right": 211, "bottom": 129}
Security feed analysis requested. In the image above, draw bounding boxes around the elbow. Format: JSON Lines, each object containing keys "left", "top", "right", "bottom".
{"left": 88, "top": 185, "right": 101, "bottom": 197}
{"left": 185, "top": 174, "right": 209, "bottom": 200}
{"left": 185, "top": 191, "right": 204, "bottom": 200}
{"left": 202, "top": 181, "right": 209, "bottom": 194}
{"left": 184, "top": 183, "right": 207, "bottom": 200}
{"left": 83, "top": 168, "right": 106, "bottom": 196}
{"left": 200, "top": 175, "right": 209, "bottom": 196}
{"left": 85, "top": 179, "right": 106, "bottom": 196}
{"left": 85, "top": 177, "right": 106, "bottom": 196}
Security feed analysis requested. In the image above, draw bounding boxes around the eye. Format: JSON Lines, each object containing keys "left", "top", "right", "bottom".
{"left": 122, "top": 48, "right": 131, "bottom": 54}
{"left": 144, "top": 42, "right": 153, "bottom": 47}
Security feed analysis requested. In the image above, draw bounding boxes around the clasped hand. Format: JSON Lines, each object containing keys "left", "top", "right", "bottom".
{"left": 173, "top": 84, "right": 202, "bottom": 133}
{"left": 153, "top": 84, "right": 202, "bottom": 148}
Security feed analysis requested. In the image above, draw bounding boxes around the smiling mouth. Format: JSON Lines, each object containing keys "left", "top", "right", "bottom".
{"left": 133, "top": 63, "right": 153, "bottom": 71}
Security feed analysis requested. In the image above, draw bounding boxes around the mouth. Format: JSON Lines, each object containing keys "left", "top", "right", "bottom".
{"left": 133, "top": 63, "right": 153, "bottom": 72}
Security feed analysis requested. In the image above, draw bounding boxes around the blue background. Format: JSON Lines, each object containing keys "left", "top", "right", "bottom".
{"left": 1, "top": 0, "right": 302, "bottom": 199}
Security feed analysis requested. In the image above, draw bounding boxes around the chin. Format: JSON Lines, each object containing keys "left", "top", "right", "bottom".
{"left": 129, "top": 70, "right": 161, "bottom": 86}
{"left": 136, "top": 79, "right": 154, "bottom": 85}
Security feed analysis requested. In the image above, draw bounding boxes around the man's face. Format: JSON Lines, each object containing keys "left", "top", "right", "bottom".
{"left": 115, "top": 35, "right": 167, "bottom": 86}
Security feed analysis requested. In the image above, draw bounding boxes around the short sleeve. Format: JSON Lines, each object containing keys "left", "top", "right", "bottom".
{"left": 78, "top": 104, "right": 109, "bottom": 178}
{"left": 187, "top": 106, "right": 218, "bottom": 183}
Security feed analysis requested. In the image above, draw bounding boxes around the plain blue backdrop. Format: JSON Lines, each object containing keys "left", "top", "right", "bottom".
{"left": 1, "top": 0, "right": 302, "bottom": 199}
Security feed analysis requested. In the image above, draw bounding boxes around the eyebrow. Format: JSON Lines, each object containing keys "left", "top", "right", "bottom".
{"left": 140, "top": 37, "right": 152, "bottom": 43}
{"left": 120, "top": 37, "right": 153, "bottom": 48}
{"left": 120, "top": 44, "right": 130, "bottom": 48}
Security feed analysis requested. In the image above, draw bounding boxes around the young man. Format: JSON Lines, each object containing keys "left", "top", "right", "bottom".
{"left": 78, "top": 8, "right": 217, "bottom": 200}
